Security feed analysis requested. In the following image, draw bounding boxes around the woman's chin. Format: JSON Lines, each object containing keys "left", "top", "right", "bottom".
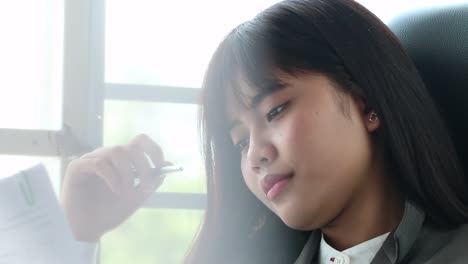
{"left": 276, "top": 209, "right": 322, "bottom": 231}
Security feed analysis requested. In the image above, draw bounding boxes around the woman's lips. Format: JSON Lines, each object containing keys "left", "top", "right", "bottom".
{"left": 261, "top": 173, "right": 293, "bottom": 200}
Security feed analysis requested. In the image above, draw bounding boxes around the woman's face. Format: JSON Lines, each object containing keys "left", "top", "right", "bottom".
{"left": 226, "top": 72, "right": 380, "bottom": 230}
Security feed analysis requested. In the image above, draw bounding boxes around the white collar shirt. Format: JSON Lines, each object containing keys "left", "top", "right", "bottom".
{"left": 318, "top": 232, "right": 390, "bottom": 264}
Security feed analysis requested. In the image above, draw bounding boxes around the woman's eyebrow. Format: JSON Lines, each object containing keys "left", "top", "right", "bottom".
{"left": 250, "top": 89, "right": 277, "bottom": 109}
{"left": 250, "top": 81, "right": 289, "bottom": 109}
{"left": 229, "top": 81, "right": 289, "bottom": 132}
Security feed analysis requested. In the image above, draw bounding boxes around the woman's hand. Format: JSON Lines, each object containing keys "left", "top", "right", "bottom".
{"left": 60, "top": 134, "right": 171, "bottom": 242}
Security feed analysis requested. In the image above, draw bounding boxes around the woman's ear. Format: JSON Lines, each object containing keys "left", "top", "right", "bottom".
{"left": 354, "top": 96, "right": 380, "bottom": 132}
{"left": 365, "top": 110, "right": 380, "bottom": 132}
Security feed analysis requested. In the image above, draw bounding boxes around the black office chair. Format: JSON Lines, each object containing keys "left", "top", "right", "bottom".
{"left": 388, "top": 3, "right": 468, "bottom": 175}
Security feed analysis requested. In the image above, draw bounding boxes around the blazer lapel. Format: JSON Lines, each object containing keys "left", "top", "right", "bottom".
{"left": 371, "top": 200, "right": 425, "bottom": 264}
{"left": 294, "top": 231, "right": 321, "bottom": 264}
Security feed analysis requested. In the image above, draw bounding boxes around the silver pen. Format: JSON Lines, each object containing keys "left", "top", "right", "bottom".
{"left": 134, "top": 165, "right": 183, "bottom": 186}
{"left": 152, "top": 165, "right": 183, "bottom": 176}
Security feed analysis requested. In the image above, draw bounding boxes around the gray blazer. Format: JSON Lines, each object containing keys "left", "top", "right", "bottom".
{"left": 294, "top": 201, "right": 468, "bottom": 264}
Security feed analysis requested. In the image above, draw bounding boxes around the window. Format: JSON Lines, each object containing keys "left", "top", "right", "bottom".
{"left": 1, "top": 1, "right": 466, "bottom": 264}
{"left": 0, "top": 0, "right": 64, "bottom": 191}
{"left": 105, "top": 0, "right": 280, "bottom": 87}
{"left": 0, "top": 0, "right": 63, "bottom": 130}
{"left": 356, "top": 0, "right": 468, "bottom": 22}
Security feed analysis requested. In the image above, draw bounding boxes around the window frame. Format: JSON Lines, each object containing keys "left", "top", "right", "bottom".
{"left": 0, "top": 0, "right": 206, "bottom": 211}
{"left": 0, "top": 0, "right": 104, "bottom": 163}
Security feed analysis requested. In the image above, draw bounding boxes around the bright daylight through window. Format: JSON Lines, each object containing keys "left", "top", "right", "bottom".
{"left": 0, "top": 1, "right": 466, "bottom": 264}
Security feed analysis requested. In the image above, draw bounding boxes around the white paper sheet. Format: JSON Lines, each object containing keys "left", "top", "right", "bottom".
{"left": 0, "top": 164, "right": 81, "bottom": 264}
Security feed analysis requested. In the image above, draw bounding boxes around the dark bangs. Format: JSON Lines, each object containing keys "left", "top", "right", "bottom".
{"left": 203, "top": 1, "right": 356, "bottom": 127}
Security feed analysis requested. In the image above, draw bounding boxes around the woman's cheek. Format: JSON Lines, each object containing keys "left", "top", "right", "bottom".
{"left": 282, "top": 111, "right": 314, "bottom": 153}
{"left": 240, "top": 159, "right": 263, "bottom": 199}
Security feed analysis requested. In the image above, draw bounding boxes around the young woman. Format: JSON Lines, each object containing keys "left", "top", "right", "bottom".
{"left": 61, "top": 0, "right": 468, "bottom": 263}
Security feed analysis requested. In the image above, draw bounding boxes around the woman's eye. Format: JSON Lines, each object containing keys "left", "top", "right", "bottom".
{"left": 266, "top": 102, "right": 289, "bottom": 122}
{"left": 234, "top": 138, "right": 250, "bottom": 153}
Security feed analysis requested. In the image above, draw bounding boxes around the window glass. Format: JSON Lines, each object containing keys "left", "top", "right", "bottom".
{"left": 357, "top": 0, "right": 468, "bottom": 22}
{"left": 0, "top": 0, "right": 63, "bottom": 130}
{"left": 101, "top": 208, "right": 204, "bottom": 264}
{"left": 105, "top": 0, "right": 281, "bottom": 87}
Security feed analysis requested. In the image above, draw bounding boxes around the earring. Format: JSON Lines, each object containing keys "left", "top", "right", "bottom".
{"left": 368, "top": 112, "right": 378, "bottom": 122}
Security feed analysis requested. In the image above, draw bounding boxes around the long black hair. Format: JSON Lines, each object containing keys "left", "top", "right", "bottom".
{"left": 186, "top": 0, "right": 468, "bottom": 263}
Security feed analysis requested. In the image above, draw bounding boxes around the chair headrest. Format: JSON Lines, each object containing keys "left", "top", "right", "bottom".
{"left": 388, "top": 3, "right": 468, "bottom": 171}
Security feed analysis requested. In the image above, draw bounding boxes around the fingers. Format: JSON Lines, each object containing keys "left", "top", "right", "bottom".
{"left": 108, "top": 146, "right": 136, "bottom": 195}
{"left": 128, "top": 134, "right": 165, "bottom": 168}
{"left": 61, "top": 134, "right": 173, "bottom": 242}
{"left": 94, "top": 158, "right": 123, "bottom": 195}
{"left": 125, "top": 134, "right": 173, "bottom": 204}
{"left": 68, "top": 134, "right": 170, "bottom": 201}
{"left": 66, "top": 157, "right": 122, "bottom": 195}
{"left": 104, "top": 143, "right": 159, "bottom": 197}
{"left": 125, "top": 139, "right": 153, "bottom": 178}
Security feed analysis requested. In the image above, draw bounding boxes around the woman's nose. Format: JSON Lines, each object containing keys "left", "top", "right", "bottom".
{"left": 247, "top": 132, "right": 278, "bottom": 173}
